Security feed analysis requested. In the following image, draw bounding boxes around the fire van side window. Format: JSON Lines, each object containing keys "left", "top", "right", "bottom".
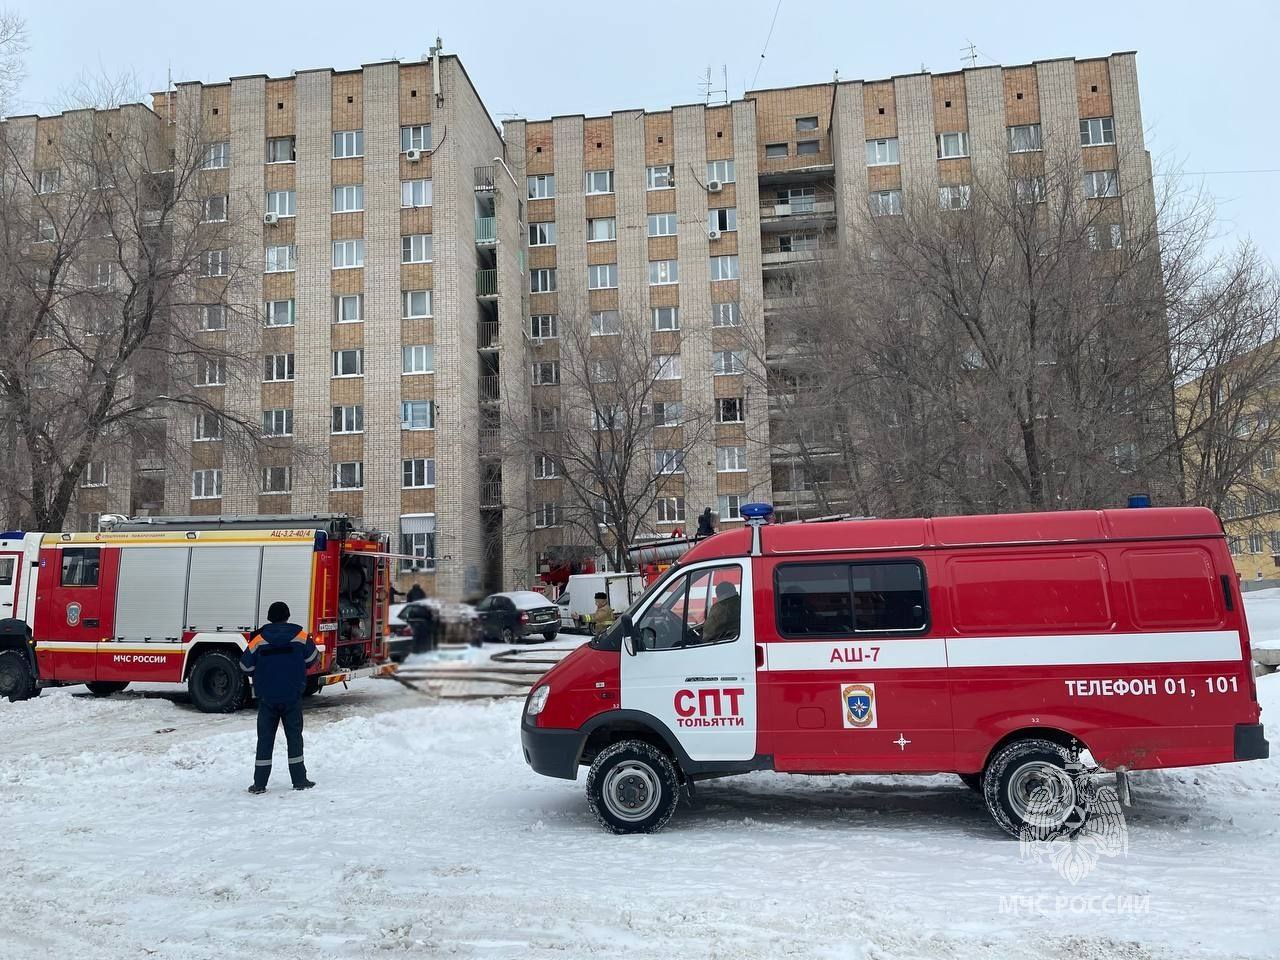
{"left": 61, "top": 547, "right": 101, "bottom": 587}
{"left": 0, "top": 557, "right": 13, "bottom": 586}
{"left": 634, "top": 565, "right": 743, "bottom": 650}
{"left": 775, "top": 562, "right": 928, "bottom": 636}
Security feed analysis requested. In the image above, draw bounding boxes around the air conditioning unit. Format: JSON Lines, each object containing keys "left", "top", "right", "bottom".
{"left": 263, "top": 212, "right": 279, "bottom": 226}
{"left": 406, "top": 148, "right": 423, "bottom": 162}
{"left": 708, "top": 228, "right": 722, "bottom": 241}
{"left": 707, "top": 179, "right": 724, "bottom": 193}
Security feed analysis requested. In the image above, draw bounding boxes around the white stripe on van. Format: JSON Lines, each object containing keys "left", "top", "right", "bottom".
{"left": 762, "top": 639, "right": 947, "bottom": 671}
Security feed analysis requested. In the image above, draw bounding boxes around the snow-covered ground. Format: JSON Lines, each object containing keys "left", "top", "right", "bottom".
{"left": 2, "top": 609, "right": 1278, "bottom": 959}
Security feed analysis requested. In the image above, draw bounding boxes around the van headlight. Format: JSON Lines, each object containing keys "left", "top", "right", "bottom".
{"left": 526, "top": 684, "right": 550, "bottom": 718}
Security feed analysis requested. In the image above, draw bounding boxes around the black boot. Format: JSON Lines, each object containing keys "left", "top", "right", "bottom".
{"left": 247, "top": 784, "right": 267, "bottom": 795}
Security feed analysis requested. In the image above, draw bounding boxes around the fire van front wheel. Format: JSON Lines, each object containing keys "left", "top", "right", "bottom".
{"left": 0, "top": 647, "right": 38, "bottom": 702}
{"left": 586, "top": 740, "right": 680, "bottom": 835}
{"left": 983, "top": 738, "right": 1083, "bottom": 840}
{"left": 188, "top": 650, "right": 249, "bottom": 713}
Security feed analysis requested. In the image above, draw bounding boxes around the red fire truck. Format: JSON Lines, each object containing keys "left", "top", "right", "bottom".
{"left": 0, "top": 514, "right": 396, "bottom": 712}
{"left": 521, "top": 503, "right": 1269, "bottom": 837}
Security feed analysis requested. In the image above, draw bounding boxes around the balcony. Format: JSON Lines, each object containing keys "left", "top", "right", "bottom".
{"left": 476, "top": 269, "right": 498, "bottom": 299}
{"left": 480, "top": 479, "right": 503, "bottom": 508}
{"left": 475, "top": 217, "right": 497, "bottom": 246}
{"left": 478, "top": 320, "right": 500, "bottom": 350}
{"left": 474, "top": 165, "right": 496, "bottom": 192}
{"left": 479, "top": 427, "right": 501, "bottom": 457}
{"left": 761, "top": 236, "right": 833, "bottom": 270}
{"left": 478, "top": 374, "right": 500, "bottom": 403}
{"left": 760, "top": 196, "right": 836, "bottom": 232}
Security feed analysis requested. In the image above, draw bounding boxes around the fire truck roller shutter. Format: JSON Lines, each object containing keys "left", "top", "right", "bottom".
{"left": 257, "top": 546, "right": 314, "bottom": 633}
{"left": 113, "top": 547, "right": 190, "bottom": 642}
{"left": 186, "top": 546, "right": 261, "bottom": 633}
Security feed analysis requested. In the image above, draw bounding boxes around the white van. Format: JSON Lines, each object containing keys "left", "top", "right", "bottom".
{"left": 556, "top": 573, "right": 645, "bottom": 632}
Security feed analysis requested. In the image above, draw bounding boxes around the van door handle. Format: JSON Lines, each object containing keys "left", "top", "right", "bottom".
{"left": 755, "top": 644, "right": 765, "bottom": 668}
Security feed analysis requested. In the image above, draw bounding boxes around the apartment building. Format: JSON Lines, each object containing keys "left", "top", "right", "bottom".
{"left": 3, "top": 49, "right": 1154, "bottom": 600}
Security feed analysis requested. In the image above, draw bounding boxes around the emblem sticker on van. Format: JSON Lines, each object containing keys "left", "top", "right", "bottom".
{"left": 841, "top": 682, "right": 877, "bottom": 729}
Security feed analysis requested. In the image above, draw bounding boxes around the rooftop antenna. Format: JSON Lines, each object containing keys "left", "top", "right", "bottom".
{"left": 429, "top": 36, "right": 444, "bottom": 107}
{"left": 702, "top": 65, "right": 728, "bottom": 105}
{"left": 962, "top": 41, "right": 979, "bottom": 68}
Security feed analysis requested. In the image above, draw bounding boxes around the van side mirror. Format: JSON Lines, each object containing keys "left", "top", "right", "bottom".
{"left": 620, "top": 614, "right": 640, "bottom": 656}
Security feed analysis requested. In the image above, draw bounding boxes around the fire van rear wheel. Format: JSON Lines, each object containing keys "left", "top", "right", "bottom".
{"left": 188, "top": 650, "right": 249, "bottom": 713}
{"left": 983, "top": 738, "right": 1083, "bottom": 840}
{"left": 85, "top": 681, "right": 129, "bottom": 697}
{"left": 587, "top": 740, "right": 680, "bottom": 835}
{"left": 0, "top": 647, "right": 38, "bottom": 703}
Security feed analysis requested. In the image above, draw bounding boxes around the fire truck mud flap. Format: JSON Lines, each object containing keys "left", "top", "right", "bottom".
{"left": 1235, "top": 723, "right": 1269, "bottom": 761}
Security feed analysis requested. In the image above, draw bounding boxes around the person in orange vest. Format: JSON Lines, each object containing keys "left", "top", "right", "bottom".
{"left": 240, "top": 601, "right": 318, "bottom": 794}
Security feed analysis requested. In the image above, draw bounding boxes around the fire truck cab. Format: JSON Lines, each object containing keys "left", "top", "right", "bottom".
{"left": 521, "top": 503, "right": 1269, "bottom": 837}
{"left": 0, "top": 514, "right": 394, "bottom": 712}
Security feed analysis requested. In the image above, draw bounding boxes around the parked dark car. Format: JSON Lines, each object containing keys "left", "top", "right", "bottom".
{"left": 475, "top": 591, "right": 560, "bottom": 643}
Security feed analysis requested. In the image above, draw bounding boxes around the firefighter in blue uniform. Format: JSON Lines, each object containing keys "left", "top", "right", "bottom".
{"left": 240, "top": 601, "right": 318, "bottom": 794}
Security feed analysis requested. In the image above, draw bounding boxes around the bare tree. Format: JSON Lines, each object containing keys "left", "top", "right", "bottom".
{"left": 0, "top": 10, "right": 24, "bottom": 115}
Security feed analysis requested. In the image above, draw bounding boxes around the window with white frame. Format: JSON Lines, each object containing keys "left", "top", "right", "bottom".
{"left": 652, "top": 400, "right": 682, "bottom": 426}
{"left": 778, "top": 233, "right": 818, "bottom": 253}
{"left": 1087, "top": 223, "right": 1124, "bottom": 251}
{"left": 592, "top": 405, "right": 619, "bottom": 431}
{"left": 532, "top": 361, "right": 560, "bottom": 385}
{"left": 707, "top": 159, "right": 735, "bottom": 183}
{"left": 402, "top": 344, "right": 434, "bottom": 374}
{"left": 649, "top": 260, "right": 678, "bottom": 285}
{"left": 1080, "top": 116, "right": 1115, "bottom": 147}
{"left": 201, "top": 195, "right": 228, "bottom": 222}
{"left": 265, "top": 299, "right": 295, "bottom": 327}
{"left": 400, "top": 515, "right": 437, "bottom": 571}
{"left": 401, "top": 124, "right": 432, "bottom": 152}
{"left": 796, "top": 115, "right": 819, "bottom": 132}
{"left": 652, "top": 306, "right": 680, "bottom": 331}
{"left": 331, "top": 404, "right": 364, "bottom": 434}
{"left": 656, "top": 496, "right": 685, "bottom": 524}
{"left": 262, "top": 408, "right": 293, "bottom": 436}
{"left": 402, "top": 289, "right": 432, "bottom": 318}
{"left": 261, "top": 466, "right": 292, "bottom": 494}
{"left": 527, "top": 174, "right": 555, "bottom": 199}
{"left": 401, "top": 179, "right": 433, "bottom": 208}
{"left": 332, "top": 348, "right": 363, "bottom": 377}
{"left": 192, "top": 469, "right": 223, "bottom": 499}
{"left": 584, "top": 169, "right": 614, "bottom": 194}
{"left": 588, "top": 217, "right": 617, "bottom": 241}
{"left": 710, "top": 255, "right": 739, "bottom": 281}
{"left": 82, "top": 461, "right": 109, "bottom": 487}
{"left": 263, "top": 353, "right": 295, "bottom": 382}
{"left": 332, "top": 184, "right": 364, "bottom": 213}
{"left": 266, "top": 137, "right": 296, "bottom": 163}
{"left": 333, "top": 294, "right": 362, "bottom": 323}
{"left": 866, "top": 138, "right": 900, "bottom": 166}
{"left": 588, "top": 263, "right": 618, "bottom": 290}
{"left": 590, "top": 358, "right": 617, "bottom": 383}
{"left": 717, "top": 445, "right": 747, "bottom": 472}
{"left": 939, "top": 184, "right": 971, "bottom": 210}
{"left": 530, "top": 314, "right": 559, "bottom": 339}
{"left": 1083, "top": 169, "right": 1119, "bottom": 199}
{"left": 1015, "top": 176, "right": 1047, "bottom": 204}
{"left": 332, "top": 130, "right": 364, "bottom": 158}
{"left": 401, "top": 234, "right": 433, "bottom": 263}
{"left": 332, "top": 461, "right": 363, "bottom": 490}
{"left": 709, "top": 208, "right": 737, "bottom": 232}
{"left": 765, "top": 143, "right": 788, "bottom": 159}
{"left": 193, "top": 412, "right": 223, "bottom": 442}
{"left": 205, "top": 249, "right": 229, "bottom": 277}
{"left": 869, "top": 190, "right": 902, "bottom": 216}
{"left": 202, "top": 142, "right": 230, "bottom": 169}
{"left": 653, "top": 354, "right": 681, "bottom": 380}
{"left": 35, "top": 218, "right": 55, "bottom": 243}
{"left": 530, "top": 268, "right": 556, "bottom": 293}
{"left": 196, "top": 357, "right": 226, "bottom": 386}
{"left": 1008, "top": 123, "right": 1042, "bottom": 153}
{"left": 199, "top": 304, "right": 227, "bottom": 331}
{"left": 712, "top": 302, "right": 742, "bottom": 327}
{"left": 717, "top": 494, "right": 743, "bottom": 521}
{"left": 716, "top": 397, "right": 745, "bottom": 423}
{"left": 647, "top": 165, "right": 673, "bottom": 189}
{"left": 796, "top": 139, "right": 820, "bottom": 156}
{"left": 713, "top": 350, "right": 746, "bottom": 375}
{"left": 403, "top": 458, "right": 436, "bottom": 488}
{"left": 778, "top": 185, "right": 816, "bottom": 211}
{"left": 647, "top": 213, "right": 677, "bottom": 237}
{"left": 590, "top": 310, "right": 621, "bottom": 336}
{"left": 266, "top": 190, "right": 296, "bottom": 218}
{"left": 534, "top": 453, "right": 558, "bottom": 479}
{"left": 36, "top": 168, "right": 60, "bottom": 193}
{"left": 89, "top": 262, "right": 116, "bottom": 289}
{"left": 333, "top": 239, "right": 364, "bottom": 269}
{"left": 528, "top": 221, "right": 556, "bottom": 246}
{"left": 655, "top": 449, "right": 685, "bottom": 474}
{"left": 534, "top": 407, "right": 562, "bottom": 432}
{"left": 936, "top": 131, "right": 969, "bottom": 159}
{"left": 265, "top": 245, "right": 296, "bottom": 273}
{"left": 534, "top": 502, "right": 561, "bottom": 528}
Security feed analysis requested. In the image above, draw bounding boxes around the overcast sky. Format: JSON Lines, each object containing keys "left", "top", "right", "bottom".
{"left": 8, "top": 0, "right": 1278, "bottom": 257}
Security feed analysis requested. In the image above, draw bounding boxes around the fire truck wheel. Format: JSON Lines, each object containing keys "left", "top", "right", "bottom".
{"left": 0, "top": 647, "right": 38, "bottom": 702}
{"left": 586, "top": 740, "right": 681, "bottom": 835}
{"left": 85, "top": 682, "right": 130, "bottom": 698}
{"left": 303, "top": 677, "right": 322, "bottom": 697}
{"left": 983, "top": 738, "right": 1083, "bottom": 840}
{"left": 188, "top": 650, "right": 250, "bottom": 713}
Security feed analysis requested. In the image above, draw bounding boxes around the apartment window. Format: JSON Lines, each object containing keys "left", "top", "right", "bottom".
{"left": 530, "top": 268, "right": 557, "bottom": 293}
{"left": 655, "top": 449, "right": 685, "bottom": 475}
{"left": 265, "top": 298, "right": 296, "bottom": 327}
{"left": 718, "top": 494, "right": 743, "bottom": 521}
{"left": 649, "top": 260, "right": 678, "bottom": 285}
{"left": 652, "top": 306, "right": 680, "bottom": 331}
{"left": 332, "top": 239, "right": 365, "bottom": 269}
{"left": 201, "top": 196, "right": 228, "bottom": 222}
{"left": 796, "top": 139, "right": 820, "bottom": 156}
{"left": 402, "top": 344, "right": 434, "bottom": 374}
{"left": 199, "top": 304, "right": 227, "bottom": 331}
{"left": 866, "top": 138, "right": 899, "bottom": 166}
{"left": 647, "top": 213, "right": 677, "bottom": 237}
{"left": 717, "top": 445, "right": 747, "bottom": 472}
{"left": 1015, "top": 176, "right": 1047, "bottom": 204}
{"left": 33, "top": 219, "right": 55, "bottom": 244}
{"left": 1087, "top": 224, "right": 1124, "bottom": 251}
{"left": 647, "top": 164, "right": 673, "bottom": 189}
{"left": 332, "top": 405, "right": 364, "bottom": 435}
{"left": 937, "top": 184, "right": 971, "bottom": 211}
{"left": 714, "top": 350, "right": 746, "bottom": 375}
{"left": 717, "top": 397, "right": 745, "bottom": 423}
{"left": 590, "top": 358, "right": 618, "bottom": 383}
{"left": 527, "top": 174, "right": 555, "bottom": 199}
{"left": 403, "top": 458, "right": 436, "bottom": 488}
{"left": 202, "top": 142, "right": 230, "bottom": 169}
{"left": 332, "top": 348, "right": 363, "bottom": 377}
{"left": 778, "top": 233, "right": 818, "bottom": 253}
{"left": 657, "top": 497, "right": 686, "bottom": 524}
{"left": 192, "top": 469, "right": 223, "bottom": 500}
{"left": 1229, "top": 536, "right": 1242, "bottom": 556}
{"left": 779, "top": 187, "right": 816, "bottom": 211}
{"left": 332, "top": 462, "right": 363, "bottom": 491}
{"left": 529, "top": 314, "right": 559, "bottom": 339}
{"left": 707, "top": 159, "right": 735, "bottom": 184}
{"left": 534, "top": 502, "right": 561, "bottom": 529}
{"left": 262, "top": 408, "right": 293, "bottom": 436}
{"left": 1008, "top": 123, "right": 1042, "bottom": 153}
{"left": 1080, "top": 116, "right": 1115, "bottom": 147}
{"left": 765, "top": 143, "right": 788, "bottom": 159}
{"left": 195, "top": 357, "right": 226, "bottom": 386}
{"left": 588, "top": 217, "right": 617, "bottom": 241}
{"left": 652, "top": 401, "right": 683, "bottom": 427}
{"left": 333, "top": 184, "right": 364, "bottom": 213}
{"left": 584, "top": 169, "right": 614, "bottom": 194}
{"left": 402, "top": 289, "right": 432, "bottom": 318}
{"left": 529, "top": 221, "right": 556, "bottom": 246}
{"left": 653, "top": 354, "right": 681, "bottom": 380}
{"left": 710, "top": 255, "right": 739, "bottom": 281}
{"left": 591, "top": 310, "right": 621, "bottom": 336}
{"left": 266, "top": 137, "right": 296, "bottom": 163}
{"left": 796, "top": 115, "right": 819, "bottom": 132}
{"left": 592, "top": 406, "right": 619, "bottom": 431}
{"left": 334, "top": 294, "right": 362, "bottom": 323}
{"left": 90, "top": 263, "right": 116, "bottom": 289}
{"left": 261, "top": 466, "right": 292, "bottom": 494}
{"left": 265, "top": 190, "right": 296, "bottom": 218}
{"left": 205, "top": 249, "right": 229, "bottom": 277}
{"left": 709, "top": 208, "right": 737, "bottom": 233}
{"left": 869, "top": 190, "right": 902, "bottom": 217}
{"left": 1083, "top": 170, "right": 1120, "bottom": 199}
{"left": 936, "top": 131, "right": 970, "bottom": 159}
{"left": 401, "top": 400, "right": 435, "bottom": 430}
{"left": 263, "top": 353, "right": 295, "bottom": 382}
{"left": 265, "top": 245, "right": 296, "bottom": 273}
{"left": 1250, "top": 532, "right": 1265, "bottom": 554}
{"left": 400, "top": 124, "right": 431, "bottom": 152}
{"left": 532, "top": 361, "right": 560, "bottom": 385}
{"left": 332, "top": 130, "right": 364, "bottom": 159}
{"left": 708, "top": 303, "right": 741, "bottom": 328}
{"left": 401, "top": 179, "right": 433, "bottom": 208}
{"left": 82, "top": 461, "right": 109, "bottom": 487}
{"left": 1272, "top": 531, "right": 1280, "bottom": 554}
{"left": 534, "top": 406, "right": 562, "bottom": 432}
{"left": 588, "top": 263, "right": 618, "bottom": 290}
{"left": 36, "top": 168, "right": 60, "bottom": 193}
{"left": 534, "top": 453, "right": 558, "bottom": 479}
{"left": 401, "top": 234, "right": 433, "bottom": 264}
